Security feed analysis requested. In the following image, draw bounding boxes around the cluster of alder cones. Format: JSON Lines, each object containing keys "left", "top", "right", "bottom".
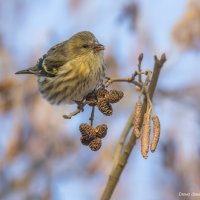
{"left": 86, "top": 87, "right": 124, "bottom": 116}
{"left": 79, "top": 87, "right": 124, "bottom": 151}
{"left": 133, "top": 99, "right": 160, "bottom": 159}
{"left": 79, "top": 123, "right": 108, "bottom": 151}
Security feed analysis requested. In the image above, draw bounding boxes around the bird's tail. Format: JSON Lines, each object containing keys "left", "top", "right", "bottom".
{"left": 15, "top": 66, "right": 40, "bottom": 75}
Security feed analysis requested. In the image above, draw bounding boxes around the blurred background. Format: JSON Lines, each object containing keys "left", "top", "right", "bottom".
{"left": 0, "top": 0, "right": 200, "bottom": 199}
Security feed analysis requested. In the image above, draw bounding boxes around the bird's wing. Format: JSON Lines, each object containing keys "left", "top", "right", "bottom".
{"left": 36, "top": 41, "right": 68, "bottom": 77}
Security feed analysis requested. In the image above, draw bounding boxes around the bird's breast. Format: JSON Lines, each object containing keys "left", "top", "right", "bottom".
{"left": 38, "top": 54, "right": 105, "bottom": 105}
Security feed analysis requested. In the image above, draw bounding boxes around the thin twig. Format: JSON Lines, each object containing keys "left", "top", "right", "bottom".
{"left": 63, "top": 103, "right": 86, "bottom": 119}
{"left": 100, "top": 54, "right": 166, "bottom": 200}
{"left": 89, "top": 106, "right": 95, "bottom": 126}
{"left": 105, "top": 72, "right": 141, "bottom": 88}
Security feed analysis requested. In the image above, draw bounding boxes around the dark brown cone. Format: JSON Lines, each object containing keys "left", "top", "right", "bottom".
{"left": 96, "top": 87, "right": 109, "bottom": 98}
{"left": 80, "top": 136, "right": 91, "bottom": 146}
{"left": 85, "top": 98, "right": 97, "bottom": 106}
{"left": 105, "top": 90, "right": 124, "bottom": 103}
{"left": 89, "top": 138, "right": 102, "bottom": 151}
{"left": 97, "top": 99, "right": 113, "bottom": 116}
{"left": 85, "top": 92, "right": 97, "bottom": 106}
{"left": 79, "top": 123, "right": 91, "bottom": 134}
{"left": 79, "top": 123, "right": 96, "bottom": 141}
{"left": 95, "top": 124, "right": 108, "bottom": 138}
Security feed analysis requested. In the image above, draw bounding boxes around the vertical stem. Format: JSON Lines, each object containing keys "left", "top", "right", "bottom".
{"left": 89, "top": 106, "right": 95, "bottom": 126}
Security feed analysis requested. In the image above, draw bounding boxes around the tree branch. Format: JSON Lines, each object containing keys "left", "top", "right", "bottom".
{"left": 105, "top": 72, "right": 142, "bottom": 88}
{"left": 100, "top": 53, "right": 166, "bottom": 200}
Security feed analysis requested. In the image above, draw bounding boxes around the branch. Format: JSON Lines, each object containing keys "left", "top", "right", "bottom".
{"left": 63, "top": 103, "right": 86, "bottom": 119}
{"left": 112, "top": 111, "right": 134, "bottom": 168}
{"left": 100, "top": 53, "right": 166, "bottom": 200}
{"left": 105, "top": 72, "right": 142, "bottom": 88}
{"left": 89, "top": 106, "right": 95, "bottom": 126}
{"left": 112, "top": 68, "right": 153, "bottom": 168}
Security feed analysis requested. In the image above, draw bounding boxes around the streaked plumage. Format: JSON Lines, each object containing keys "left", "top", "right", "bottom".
{"left": 16, "top": 31, "right": 106, "bottom": 104}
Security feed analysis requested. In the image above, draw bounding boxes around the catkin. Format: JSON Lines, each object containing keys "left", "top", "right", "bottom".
{"left": 141, "top": 112, "right": 151, "bottom": 159}
{"left": 133, "top": 101, "right": 142, "bottom": 138}
{"left": 150, "top": 115, "right": 160, "bottom": 152}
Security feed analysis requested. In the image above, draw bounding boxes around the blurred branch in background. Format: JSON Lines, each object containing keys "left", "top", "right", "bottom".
{"left": 173, "top": 0, "right": 200, "bottom": 51}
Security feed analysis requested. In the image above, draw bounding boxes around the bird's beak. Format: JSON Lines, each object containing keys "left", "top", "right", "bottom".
{"left": 93, "top": 44, "right": 105, "bottom": 52}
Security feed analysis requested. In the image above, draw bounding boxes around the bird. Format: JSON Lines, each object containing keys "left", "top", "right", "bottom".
{"left": 15, "top": 31, "right": 106, "bottom": 105}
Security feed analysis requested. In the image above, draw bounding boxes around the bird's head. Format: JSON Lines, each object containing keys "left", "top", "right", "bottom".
{"left": 67, "top": 31, "right": 105, "bottom": 57}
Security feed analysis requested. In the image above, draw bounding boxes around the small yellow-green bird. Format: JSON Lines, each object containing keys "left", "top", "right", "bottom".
{"left": 16, "top": 31, "right": 106, "bottom": 105}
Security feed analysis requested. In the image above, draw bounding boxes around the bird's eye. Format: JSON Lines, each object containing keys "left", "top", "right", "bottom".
{"left": 82, "top": 44, "right": 89, "bottom": 48}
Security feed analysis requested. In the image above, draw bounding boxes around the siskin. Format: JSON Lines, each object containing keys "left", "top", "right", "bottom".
{"left": 16, "top": 31, "right": 106, "bottom": 105}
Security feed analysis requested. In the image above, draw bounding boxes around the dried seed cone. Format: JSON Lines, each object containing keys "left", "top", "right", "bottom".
{"left": 96, "top": 87, "right": 109, "bottom": 98}
{"left": 80, "top": 136, "right": 90, "bottom": 146}
{"left": 141, "top": 112, "right": 151, "bottom": 159}
{"left": 97, "top": 99, "right": 113, "bottom": 116}
{"left": 79, "top": 123, "right": 92, "bottom": 134}
{"left": 89, "top": 138, "right": 102, "bottom": 151}
{"left": 133, "top": 101, "right": 142, "bottom": 138}
{"left": 105, "top": 90, "right": 124, "bottom": 103}
{"left": 95, "top": 124, "right": 108, "bottom": 138}
{"left": 79, "top": 123, "right": 96, "bottom": 141}
{"left": 151, "top": 115, "right": 160, "bottom": 152}
{"left": 85, "top": 98, "right": 97, "bottom": 106}
{"left": 85, "top": 93, "right": 97, "bottom": 106}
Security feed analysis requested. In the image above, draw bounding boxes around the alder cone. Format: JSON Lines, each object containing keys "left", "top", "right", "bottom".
{"left": 80, "top": 136, "right": 91, "bottom": 146}
{"left": 85, "top": 93, "right": 97, "bottom": 106}
{"left": 79, "top": 123, "right": 96, "bottom": 141}
{"left": 105, "top": 90, "right": 124, "bottom": 103}
{"left": 96, "top": 87, "right": 109, "bottom": 98}
{"left": 89, "top": 138, "right": 102, "bottom": 151}
{"left": 95, "top": 124, "right": 108, "bottom": 138}
{"left": 97, "top": 99, "right": 113, "bottom": 116}
{"left": 79, "top": 123, "right": 92, "bottom": 134}
{"left": 85, "top": 98, "right": 97, "bottom": 106}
